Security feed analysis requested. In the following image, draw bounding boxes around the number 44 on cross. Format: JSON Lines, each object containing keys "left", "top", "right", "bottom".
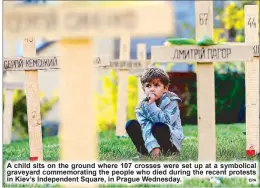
{"left": 151, "top": 1, "right": 256, "bottom": 162}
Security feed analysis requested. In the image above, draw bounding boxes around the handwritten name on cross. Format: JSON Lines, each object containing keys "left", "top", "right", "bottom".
{"left": 151, "top": 1, "right": 254, "bottom": 162}
{"left": 4, "top": 2, "right": 174, "bottom": 161}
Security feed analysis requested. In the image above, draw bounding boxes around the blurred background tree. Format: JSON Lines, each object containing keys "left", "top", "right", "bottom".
{"left": 95, "top": 70, "right": 138, "bottom": 132}
{"left": 94, "top": 1, "right": 260, "bottom": 128}
{"left": 172, "top": 1, "right": 259, "bottom": 124}
{"left": 213, "top": 0, "right": 259, "bottom": 74}
{"left": 178, "top": 1, "right": 259, "bottom": 73}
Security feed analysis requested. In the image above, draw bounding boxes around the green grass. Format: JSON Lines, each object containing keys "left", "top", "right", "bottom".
{"left": 3, "top": 123, "right": 260, "bottom": 187}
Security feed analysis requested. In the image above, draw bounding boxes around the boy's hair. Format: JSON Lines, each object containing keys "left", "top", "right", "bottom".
{"left": 140, "top": 67, "right": 170, "bottom": 87}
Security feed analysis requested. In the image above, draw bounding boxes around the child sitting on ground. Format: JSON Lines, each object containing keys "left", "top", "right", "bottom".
{"left": 125, "top": 67, "right": 185, "bottom": 159}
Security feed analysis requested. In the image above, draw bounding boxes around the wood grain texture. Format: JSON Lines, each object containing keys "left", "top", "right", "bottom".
{"left": 195, "top": 1, "right": 216, "bottom": 162}
{"left": 23, "top": 37, "right": 43, "bottom": 160}
{"left": 244, "top": 5, "right": 259, "bottom": 154}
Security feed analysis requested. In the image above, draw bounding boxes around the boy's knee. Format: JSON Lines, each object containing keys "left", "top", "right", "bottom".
{"left": 153, "top": 122, "right": 167, "bottom": 127}
{"left": 125, "top": 120, "right": 139, "bottom": 129}
{"left": 152, "top": 123, "right": 169, "bottom": 134}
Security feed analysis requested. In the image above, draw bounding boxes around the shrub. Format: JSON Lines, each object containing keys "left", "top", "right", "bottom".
{"left": 95, "top": 70, "right": 138, "bottom": 132}
{"left": 169, "top": 72, "right": 245, "bottom": 124}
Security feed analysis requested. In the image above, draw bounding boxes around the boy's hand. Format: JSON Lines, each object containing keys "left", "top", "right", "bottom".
{"left": 147, "top": 93, "right": 156, "bottom": 104}
{"left": 151, "top": 148, "right": 161, "bottom": 159}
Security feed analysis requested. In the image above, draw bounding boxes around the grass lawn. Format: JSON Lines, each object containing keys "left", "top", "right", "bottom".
{"left": 3, "top": 123, "right": 260, "bottom": 187}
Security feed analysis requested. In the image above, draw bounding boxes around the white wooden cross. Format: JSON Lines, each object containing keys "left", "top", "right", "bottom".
{"left": 244, "top": 5, "right": 259, "bottom": 155}
{"left": 133, "top": 43, "right": 149, "bottom": 102}
{"left": 4, "top": 2, "right": 174, "bottom": 161}
{"left": 95, "top": 36, "right": 133, "bottom": 137}
{"left": 151, "top": 1, "right": 254, "bottom": 161}
{"left": 95, "top": 41, "right": 150, "bottom": 137}
{"left": 3, "top": 37, "right": 60, "bottom": 160}
{"left": 116, "top": 35, "right": 132, "bottom": 137}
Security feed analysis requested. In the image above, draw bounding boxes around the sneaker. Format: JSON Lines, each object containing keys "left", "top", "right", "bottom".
{"left": 132, "top": 154, "right": 143, "bottom": 161}
{"left": 117, "top": 135, "right": 129, "bottom": 139}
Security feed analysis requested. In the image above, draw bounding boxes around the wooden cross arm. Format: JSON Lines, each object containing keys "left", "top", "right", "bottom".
{"left": 4, "top": 56, "right": 118, "bottom": 71}
{"left": 3, "top": 2, "right": 174, "bottom": 39}
{"left": 3, "top": 81, "right": 24, "bottom": 90}
{"left": 253, "top": 44, "right": 259, "bottom": 57}
{"left": 230, "top": 43, "right": 259, "bottom": 57}
{"left": 3, "top": 56, "right": 59, "bottom": 71}
{"left": 94, "top": 58, "right": 148, "bottom": 70}
{"left": 151, "top": 43, "right": 255, "bottom": 63}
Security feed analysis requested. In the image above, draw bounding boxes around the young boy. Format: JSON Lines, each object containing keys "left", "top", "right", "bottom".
{"left": 125, "top": 68, "right": 185, "bottom": 159}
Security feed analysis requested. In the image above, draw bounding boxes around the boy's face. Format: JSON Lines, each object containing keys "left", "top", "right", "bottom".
{"left": 143, "top": 78, "right": 168, "bottom": 101}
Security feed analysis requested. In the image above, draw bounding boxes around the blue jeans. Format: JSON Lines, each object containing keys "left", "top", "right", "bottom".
{"left": 125, "top": 120, "right": 178, "bottom": 155}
